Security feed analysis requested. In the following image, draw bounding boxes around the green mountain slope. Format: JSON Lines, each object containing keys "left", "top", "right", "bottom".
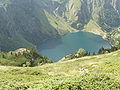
{"left": 0, "top": 0, "right": 57, "bottom": 51}
{"left": 0, "top": 0, "right": 120, "bottom": 51}
{"left": 0, "top": 50, "right": 120, "bottom": 89}
{"left": 0, "top": 0, "right": 77, "bottom": 51}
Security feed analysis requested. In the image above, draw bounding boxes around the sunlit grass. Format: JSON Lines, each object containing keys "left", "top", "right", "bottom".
{"left": 0, "top": 50, "right": 120, "bottom": 89}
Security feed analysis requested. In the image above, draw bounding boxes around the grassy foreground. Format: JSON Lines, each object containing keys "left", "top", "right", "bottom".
{"left": 0, "top": 50, "right": 120, "bottom": 89}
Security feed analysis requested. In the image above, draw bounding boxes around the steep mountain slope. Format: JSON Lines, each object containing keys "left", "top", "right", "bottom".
{"left": 0, "top": 0, "right": 120, "bottom": 51}
{"left": 0, "top": 0, "right": 58, "bottom": 51}
{"left": 0, "top": 50, "right": 120, "bottom": 89}
{"left": 52, "top": 0, "right": 120, "bottom": 41}
{"left": 0, "top": 0, "right": 76, "bottom": 51}
{"left": 54, "top": 0, "right": 120, "bottom": 31}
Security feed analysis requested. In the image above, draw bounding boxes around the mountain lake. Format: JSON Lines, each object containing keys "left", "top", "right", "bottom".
{"left": 38, "top": 31, "right": 111, "bottom": 61}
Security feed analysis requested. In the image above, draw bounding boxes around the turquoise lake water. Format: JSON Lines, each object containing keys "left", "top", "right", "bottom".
{"left": 38, "top": 32, "right": 111, "bottom": 61}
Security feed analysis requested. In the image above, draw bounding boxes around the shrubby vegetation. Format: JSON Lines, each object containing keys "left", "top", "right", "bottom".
{"left": 0, "top": 40, "right": 119, "bottom": 66}
{"left": 0, "top": 48, "right": 53, "bottom": 67}
{"left": 61, "top": 48, "right": 89, "bottom": 61}
{"left": 61, "top": 40, "right": 120, "bottom": 61}
{"left": 0, "top": 41, "right": 119, "bottom": 89}
{"left": 0, "top": 50, "right": 120, "bottom": 89}
{"left": 98, "top": 40, "right": 120, "bottom": 54}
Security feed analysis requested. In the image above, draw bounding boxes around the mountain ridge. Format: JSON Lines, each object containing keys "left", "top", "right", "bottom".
{"left": 0, "top": 0, "right": 120, "bottom": 51}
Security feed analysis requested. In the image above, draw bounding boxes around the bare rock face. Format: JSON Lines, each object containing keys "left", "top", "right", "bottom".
{"left": 15, "top": 48, "right": 31, "bottom": 55}
{"left": 54, "top": 0, "right": 120, "bottom": 30}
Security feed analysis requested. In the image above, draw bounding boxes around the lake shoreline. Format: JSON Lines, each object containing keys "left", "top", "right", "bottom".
{"left": 38, "top": 31, "right": 111, "bottom": 61}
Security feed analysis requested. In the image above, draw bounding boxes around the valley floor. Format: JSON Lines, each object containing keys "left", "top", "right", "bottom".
{"left": 0, "top": 50, "right": 120, "bottom": 89}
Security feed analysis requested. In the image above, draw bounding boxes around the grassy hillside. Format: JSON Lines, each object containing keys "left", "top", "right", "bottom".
{"left": 0, "top": 50, "right": 120, "bottom": 89}
{"left": 84, "top": 20, "right": 106, "bottom": 36}
{"left": 0, "top": 0, "right": 120, "bottom": 51}
{"left": 0, "top": 48, "right": 53, "bottom": 67}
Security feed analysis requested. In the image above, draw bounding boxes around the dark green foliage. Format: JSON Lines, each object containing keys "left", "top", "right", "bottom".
{"left": 98, "top": 40, "right": 120, "bottom": 54}
{"left": 114, "top": 40, "right": 120, "bottom": 49}
{"left": 76, "top": 48, "right": 87, "bottom": 57}
{"left": 62, "top": 48, "right": 95, "bottom": 61}
{"left": 62, "top": 40, "right": 120, "bottom": 61}
{"left": 98, "top": 45, "right": 119, "bottom": 55}
{"left": 0, "top": 48, "right": 53, "bottom": 67}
